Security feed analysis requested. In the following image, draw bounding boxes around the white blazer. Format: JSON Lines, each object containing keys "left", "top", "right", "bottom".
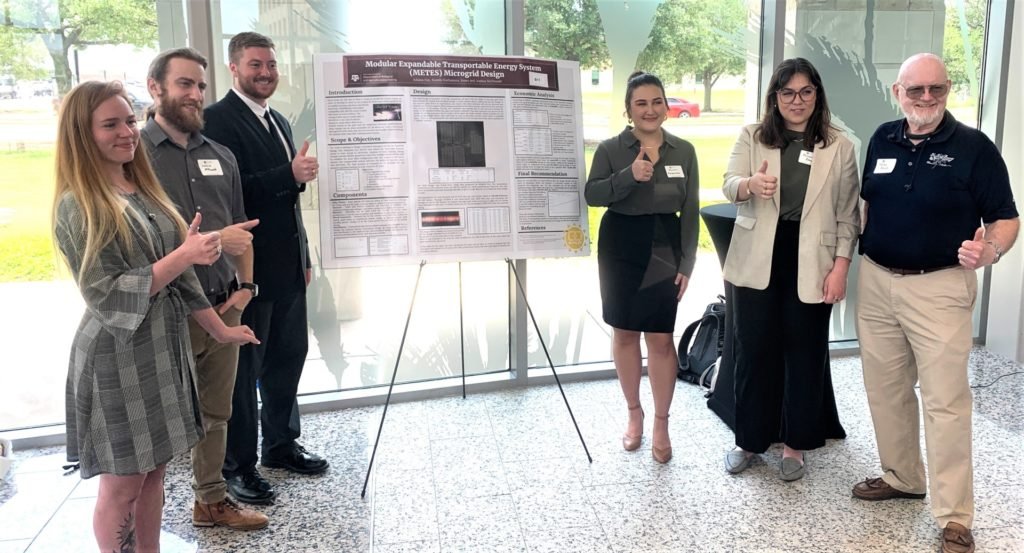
{"left": 722, "top": 124, "right": 861, "bottom": 303}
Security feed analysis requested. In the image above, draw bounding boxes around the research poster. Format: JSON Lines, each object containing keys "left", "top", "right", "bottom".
{"left": 312, "top": 53, "right": 589, "bottom": 269}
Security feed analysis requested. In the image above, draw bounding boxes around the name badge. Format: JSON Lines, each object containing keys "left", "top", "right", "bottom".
{"left": 798, "top": 150, "right": 814, "bottom": 165}
{"left": 665, "top": 165, "right": 685, "bottom": 178}
{"left": 197, "top": 159, "right": 223, "bottom": 176}
{"left": 874, "top": 158, "right": 896, "bottom": 174}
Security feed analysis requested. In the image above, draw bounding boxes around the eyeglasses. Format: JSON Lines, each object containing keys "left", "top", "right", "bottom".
{"left": 899, "top": 83, "right": 949, "bottom": 100}
{"left": 776, "top": 86, "right": 816, "bottom": 104}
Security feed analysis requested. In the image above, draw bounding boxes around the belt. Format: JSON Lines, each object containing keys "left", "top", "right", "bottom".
{"left": 867, "top": 256, "right": 959, "bottom": 276}
{"left": 206, "top": 280, "right": 238, "bottom": 305}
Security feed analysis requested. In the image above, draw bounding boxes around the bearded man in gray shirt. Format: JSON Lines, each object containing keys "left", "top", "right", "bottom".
{"left": 141, "top": 47, "right": 267, "bottom": 531}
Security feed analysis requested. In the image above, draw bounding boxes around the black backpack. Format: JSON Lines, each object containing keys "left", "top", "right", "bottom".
{"left": 677, "top": 295, "right": 726, "bottom": 387}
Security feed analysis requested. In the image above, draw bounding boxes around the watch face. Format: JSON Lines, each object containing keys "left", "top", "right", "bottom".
{"left": 240, "top": 282, "right": 259, "bottom": 297}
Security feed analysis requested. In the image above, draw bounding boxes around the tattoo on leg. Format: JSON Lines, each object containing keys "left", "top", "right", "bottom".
{"left": 114, "top": 511, "right": 136, "bottom": 553}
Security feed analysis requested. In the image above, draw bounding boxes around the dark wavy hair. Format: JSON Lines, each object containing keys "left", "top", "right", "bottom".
{"left": 623, "top": 71, "right": 666, "bottom": 116}
{"left": 755, "top": 58, "right": 835, "bottom": 148}
{"left": 148, "top": 47, "right": 208, "bottom": 86}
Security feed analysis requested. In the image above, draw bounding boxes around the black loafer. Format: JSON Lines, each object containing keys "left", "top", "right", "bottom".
{"left": 225, "top": 469, "right": 277, "bottom": 505}
{"left": 261, "top": 444, "right": 329, "bottom": 475}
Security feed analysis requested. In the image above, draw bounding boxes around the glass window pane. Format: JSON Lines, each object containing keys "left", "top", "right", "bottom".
{"left": 209, "top": 0, "right": 508, "bottom": 395}
{"left": 524, "top": 0, "right": 758, "bottom": 368}
{"left": 784, "top": 0, "right": 991, "bottom": 340}
{"left": 0, "top": 0, "right": 166, "bottom": 430}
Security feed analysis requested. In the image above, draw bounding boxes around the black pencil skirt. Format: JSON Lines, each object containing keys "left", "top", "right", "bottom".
{"left": 597, "top": 210, "right": 682, "bottom": 333}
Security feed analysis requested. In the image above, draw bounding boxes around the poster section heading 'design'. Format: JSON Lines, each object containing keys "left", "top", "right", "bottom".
{"left": 312, "top": 53, "right": 589, "bottom": 269}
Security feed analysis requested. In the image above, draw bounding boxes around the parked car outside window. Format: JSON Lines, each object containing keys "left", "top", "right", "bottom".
{"left": 0, "top": 75, "right": 16, "bottom": 100}
{"left": 666, "top": 97, "right": 700, "bottom": 118}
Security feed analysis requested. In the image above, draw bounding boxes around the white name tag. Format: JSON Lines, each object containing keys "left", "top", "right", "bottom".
{"left": 798, "top": 150, "right": 814, "bottom": 165}
{"left": 874, "top": 158, "right": 896, "bottom": 174}
{"left": 665, "top": 165, "right": 685, "bottom": 178}
{"left": 197, "top": 159, "right": 224, "bottom": 176}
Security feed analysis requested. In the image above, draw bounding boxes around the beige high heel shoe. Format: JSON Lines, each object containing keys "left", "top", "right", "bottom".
{"left": 622, "top": 404, "right": 644, "bottom": 451}
{"left": 652, "top": 414, "right": 672, "bottom": 464}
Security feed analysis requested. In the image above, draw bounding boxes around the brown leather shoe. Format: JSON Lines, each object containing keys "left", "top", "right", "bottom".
{"left": 852, "top": 477, "right": 926, "bottom": 501}
{"left": 941, "top": 522, "right": 975, "bottom": 553}
{"left": 193, "top": 497, "right": 269, "bottom": 531}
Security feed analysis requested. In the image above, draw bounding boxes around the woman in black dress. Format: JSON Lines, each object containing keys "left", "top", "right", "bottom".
{"left": 585, "top": 72, "right": 700, "bottom": 464}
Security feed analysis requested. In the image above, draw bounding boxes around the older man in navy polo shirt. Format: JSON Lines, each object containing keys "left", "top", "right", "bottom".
{"left": 854, "top": 53, "right": 1019, "bottom": 553}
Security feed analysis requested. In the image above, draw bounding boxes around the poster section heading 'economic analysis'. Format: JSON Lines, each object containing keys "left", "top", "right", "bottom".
{"left": 312, "top": 53, "right": 589, "bottom": 269}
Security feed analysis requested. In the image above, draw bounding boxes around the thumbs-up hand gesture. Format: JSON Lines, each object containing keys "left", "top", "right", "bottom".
{"left": 631, "top": 148, "right": 655, "bottom": 182}
{"left": 958, "top": 226, "right": 992, "bottom": 269}
{"left": 182, "top": 213, "right": 222, "bottom": 266}
{"left": 219, "top": 219, "right": 260, "bottom": 256}
{"left": 747, "top": 160, "right": 778, "bottom": 200}
{"left": 291, "top": 140, "right": 319, "bottom": 184}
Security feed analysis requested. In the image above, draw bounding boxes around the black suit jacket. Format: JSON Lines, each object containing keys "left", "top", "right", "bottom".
{"left": 203, "top": 89, "right": 310, "bottom": 300}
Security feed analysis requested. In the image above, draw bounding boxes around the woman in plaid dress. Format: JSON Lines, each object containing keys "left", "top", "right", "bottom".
{"left": 52, "top": 81, "right": 259, "bottom": 552}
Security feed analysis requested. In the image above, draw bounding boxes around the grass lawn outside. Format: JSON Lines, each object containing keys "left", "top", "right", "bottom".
{"left": 0, "top": 149, "right": 59, "bottom": 281}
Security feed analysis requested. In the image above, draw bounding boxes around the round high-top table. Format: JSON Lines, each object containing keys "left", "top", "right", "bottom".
{"left": 699, "top": 203, "right": 738, "bottom": 431}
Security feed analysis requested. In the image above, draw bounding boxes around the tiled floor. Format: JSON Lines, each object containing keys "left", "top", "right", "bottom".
{"left": 1, "top": 349, "right": 1022, "bottom": 552}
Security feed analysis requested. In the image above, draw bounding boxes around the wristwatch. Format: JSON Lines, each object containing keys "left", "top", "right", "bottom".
{"left": 239, "top": 282, "right": 259, "bottom": 297}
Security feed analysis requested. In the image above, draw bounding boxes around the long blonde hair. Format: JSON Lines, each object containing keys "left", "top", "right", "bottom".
{"left": 52, "top": 81, "right": 186, "bottom": 275}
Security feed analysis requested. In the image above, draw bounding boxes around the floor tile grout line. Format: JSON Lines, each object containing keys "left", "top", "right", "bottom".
{"left": 429, "top": 408, "right": 442, "bottom": 553}
{"left": 483, "top": 403, "right": 535, "bottom": 553}
{"left": 577, "top": 467, "right": 613, "bottom": 552}
{"left": 20, "top": 470, "right": 84, "bottom": 553}
{"left": 367, "top": 403, "right": 382, "bottom": 553}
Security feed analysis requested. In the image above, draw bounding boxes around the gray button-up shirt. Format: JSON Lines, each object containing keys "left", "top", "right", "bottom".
{"left": 585, "top": 127, "right": 701, "bottom": 276}
{"left": 142, "top": 119, "right": 247, "bottom": 298}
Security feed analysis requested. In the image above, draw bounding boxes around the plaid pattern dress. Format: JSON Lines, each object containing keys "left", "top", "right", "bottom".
{"left": 55, "top": 192, "right": 210, "bottom": 478}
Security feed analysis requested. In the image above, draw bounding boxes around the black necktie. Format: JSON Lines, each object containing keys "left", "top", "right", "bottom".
{"left": 263, "top": 110, "right": 293, "bottom": 158}
{"left": 262, "top": 111, "right": 276, "bottom": 138}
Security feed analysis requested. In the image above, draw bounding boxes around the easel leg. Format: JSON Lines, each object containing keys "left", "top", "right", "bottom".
{"left": 506, "top": 258, "right": 593, "bottom": 463}
{"left": 361, "top": 260, "right": 427, "bottom": 498}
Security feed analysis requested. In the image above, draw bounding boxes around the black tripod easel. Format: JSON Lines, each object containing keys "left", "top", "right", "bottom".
{"left": 360, "top": 258, "right": 592, "bottom": 498}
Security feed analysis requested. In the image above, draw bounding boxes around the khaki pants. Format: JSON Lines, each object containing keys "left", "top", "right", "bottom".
{"left": 856, "top": 258, "right": 976, "bottom": 528}
{"left": 188, "top": 306, "right": 242, "bottom": 505}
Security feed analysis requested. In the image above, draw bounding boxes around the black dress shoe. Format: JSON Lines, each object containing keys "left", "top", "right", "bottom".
{"left": 225, "top": 469, "right": 277, "bottom": 505}
{"left": 261, "top": 444, "right": 329, "bottom": 475}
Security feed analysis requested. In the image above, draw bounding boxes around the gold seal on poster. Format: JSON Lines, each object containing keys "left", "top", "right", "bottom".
{"left": 563, "top": 224, "right": 586, "bottom": 252}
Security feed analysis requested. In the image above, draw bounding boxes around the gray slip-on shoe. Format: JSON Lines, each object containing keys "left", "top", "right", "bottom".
{"left": 780, "top": 456, "right": 805, "bottom": 481}
{"left": 724, "top": 449, "right": 756, "bottom": 474}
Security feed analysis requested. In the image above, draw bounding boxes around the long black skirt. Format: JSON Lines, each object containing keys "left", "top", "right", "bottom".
{"left": 597, "top": 210, "right": 681, "bottom": 333}
{"left": 732, "top": 220, "right": 846, "bottom": 452}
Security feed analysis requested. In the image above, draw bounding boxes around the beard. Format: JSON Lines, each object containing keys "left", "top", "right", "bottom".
{"left": 903, "top": 105, "right": 943, "bottom": 129}
{"left": 238, "top": 75, "right": 278, "bottom": 102}
{"left": 158, "top": 88, "right": 203, "bottom": 134}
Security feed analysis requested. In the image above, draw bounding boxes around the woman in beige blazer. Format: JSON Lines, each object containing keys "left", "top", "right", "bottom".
{"left": 721, "top": 58, "right": 860, "bottom": 481}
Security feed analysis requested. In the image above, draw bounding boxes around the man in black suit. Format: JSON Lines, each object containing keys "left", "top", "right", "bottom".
{"left": 203, "top": 31, "right": 328, "bottom": 505}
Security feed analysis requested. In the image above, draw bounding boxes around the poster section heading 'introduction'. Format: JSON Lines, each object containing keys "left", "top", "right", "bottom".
{"left": 312, "top": 53, "right": 589, "bottom": 269}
